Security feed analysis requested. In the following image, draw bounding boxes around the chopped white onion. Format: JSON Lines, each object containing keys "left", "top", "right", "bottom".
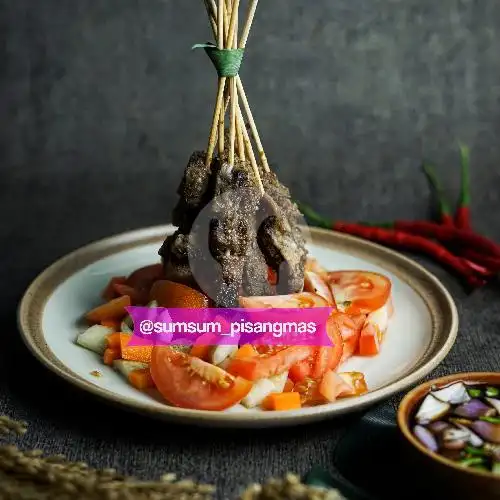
{"left": 415, "top": 394, "right": 450, "bottom": 424}
{"left": 431, "top": 382, "right": 470, "bottom": 405}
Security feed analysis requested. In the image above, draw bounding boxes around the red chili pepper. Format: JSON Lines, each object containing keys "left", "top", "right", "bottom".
{"left": 332, "top": 222, "right": 484, "bottom": 287}
{"left": 422, "top": 157, "right": 486, "bottom": 275}
{"left": 460, "top": 248, "right": 500, "bottom": 273}
{"left": 373, "top": 221, "right": 500, "bottom": 258}
{"left": 455, "top": 144, "right": 471, "bottom": 229}
{"left": 422, "top": 162, "right": 454, "bottom": 226}
{"left": 297, "top": 202, "right": 492, "bottom": 285}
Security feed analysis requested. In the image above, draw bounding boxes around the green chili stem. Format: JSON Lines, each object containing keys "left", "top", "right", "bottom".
{"left": 480, "top": 416, "right": 500, "bottom": 424}
{"left": 422, "top": 162, "right": 452, "bottom": 217}
{"left": 296, "top": 202, "right": 332, "bottom": 229}
{"left": 459, "top": 457, "right": 484, "bottom": 467}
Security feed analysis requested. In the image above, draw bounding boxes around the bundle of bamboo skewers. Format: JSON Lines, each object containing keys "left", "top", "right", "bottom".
{"left": 201, "top": 0, "right": 269, "bottom": 194}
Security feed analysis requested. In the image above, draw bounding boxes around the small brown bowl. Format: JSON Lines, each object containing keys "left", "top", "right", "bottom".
{"left": 398, "top": 372, "right": 500, "bottom": 500}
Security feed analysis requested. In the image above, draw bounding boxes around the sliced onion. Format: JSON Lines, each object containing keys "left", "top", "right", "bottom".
{"left": 413, "top": 425, "right": 438, "bottom": 452}
{"left": 427, "top": 421, "right": 450, "bottom": 434}
{"left": 431, "top": 382, "right": 470, "bottom": 405}
{"left": 486, "top": 397, "right": 500, "bottom": 414}
{"left": 442, "top": 428, "right": 469, "bottom": 450}
{"left": 471, "top": 421, "right": 500, "bottom": 444}
{"left": 448, "top": 417, "right": 473, "bottom": 427}
{"left": 454, "top": 399, "right": 496, "bottom": 419}
{"left": 415, "top": 394, "right": 450, "bottom": 424}
{"left": 455, "top": 423, "right": 484, "bottom": 447}
{"left": 210, "top": 344, "right": 239, "bottom": 366}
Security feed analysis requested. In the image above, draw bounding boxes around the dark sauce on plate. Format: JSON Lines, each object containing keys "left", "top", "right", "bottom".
{"left": 411, "top": 381, "right": 500, "bottom": 474}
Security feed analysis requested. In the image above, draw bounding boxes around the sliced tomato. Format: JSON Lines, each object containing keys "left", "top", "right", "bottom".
{"left": 293, "top": 378, "right": 326, "bottom": 406}
{"left": 338, "top": 372, "right": 368, "bottom": 396}
{"left": 150, "top": 347, "right": 252, "bottom": 411}
{"left": 358, "top": 323, "right": 382, "bottom": 356}
{"left": 267, "top": 267, "right": 278, "bottom": 286}
{"left": 303, "top": 271, "right": 336, "bottom": 307}
{"left": 325, "top": 271, "right": 391, "bottom": 315}
{"left": 288, "top": 315, "right": 343, "bottom": 382}
{"left": 113, "top": 283, "right": 149, "bottom": 305}
{"left": 102, "top": 276, "right": 127, "bottom": 301}
{"left": 227, "top": 346, "right": 315, "bottom": 381}
{"left": 127, "top": 264, "right": 164, "bottom": 291}
{"left": 319, "top": 370, "right": 356, "bottom": 402}
{"left": 330, "top": 311, "right": 365, "bottom": 364}
{"left": 387, "top": 296, "right": 395, "bottom": 318}
{"left": 289, "top": 358, "right": 313, "bottom": 383}
{"left": 239, "top": 292, "right": 329, "bottom": 309}
{"left": 254, "top": 345, "right": 286, "bottom": 355}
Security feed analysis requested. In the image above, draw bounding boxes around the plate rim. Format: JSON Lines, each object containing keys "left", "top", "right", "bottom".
{"left": 17, "top": 224, "right": 459, "bottom": 428}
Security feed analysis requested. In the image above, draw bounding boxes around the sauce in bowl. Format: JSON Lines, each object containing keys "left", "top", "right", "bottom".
{"left": 411, "top": 381, "right": 500, "bottom": 474}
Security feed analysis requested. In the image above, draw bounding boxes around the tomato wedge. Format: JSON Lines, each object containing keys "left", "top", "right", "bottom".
{"left": 239, "top": 292, "right": 329, "bottom": 309}
{"left": 330, "top": 311, "right": 365, "bottom": 364}
{"left": 288, "top": 314, "right": 344, "bottom": 382}
{"left": 303, "top": 271, "right": 336, "bottom": 307}
{"left": 325, "top": 271, "right": 391, "bottom": 315}
{"left": 318, "top": 370, "right": 356, "bottom": 402}
{"left": 150, "top": 347, "right": 253, "bottom": 410}
{"left": 127, "top": 264, "right": 164, "bottom": 291}
{"left": 227, "top": 346, "right": 316, "bottom": 381}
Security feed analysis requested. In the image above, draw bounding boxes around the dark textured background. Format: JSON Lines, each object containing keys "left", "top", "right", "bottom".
{"left": 2, "top": 1, "right": 500, "bottom": 498}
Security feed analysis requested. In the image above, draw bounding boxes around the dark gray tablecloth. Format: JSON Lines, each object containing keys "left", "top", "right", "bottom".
{"left": 2, "top": 1, "right": 500, "bottom": 498}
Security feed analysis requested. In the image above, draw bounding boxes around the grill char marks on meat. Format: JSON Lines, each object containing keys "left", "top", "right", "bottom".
{"left": 258, "top": 171, "right": 308, "bottom": 294}
{"left": 171, "top": 151, "right": 212, "bottom": 231}
{"left": 159, "top": 152, "right": 307, "bottom": 306}
{"left": 207, "top": 159, "right": 261, "bottom": 307}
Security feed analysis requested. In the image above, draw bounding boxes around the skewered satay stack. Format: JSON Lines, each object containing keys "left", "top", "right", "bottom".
{"left": 159, "top": 0, "right": 308, "bottom": 307}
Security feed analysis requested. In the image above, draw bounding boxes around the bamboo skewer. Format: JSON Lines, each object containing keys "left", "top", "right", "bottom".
{"left": 227, "top": 0, "right": 240, "bottom": 166}
{"left": 202, "top": 0, "right": 266, "bottom": 193}
{"left": 205, "top": 0, "right": 269, "bottom": 172}
{"left": 205, "top": 0, "right": 226, "bottom": 166}
{"left": 240, "top": 0, "right": 259, "bottom": 48}
{"left": 217, "top": 0, "right": 225, "bottom": 156}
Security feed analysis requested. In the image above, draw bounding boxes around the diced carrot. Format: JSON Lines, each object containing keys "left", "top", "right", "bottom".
{"left": 106, "top": 332, "right": 122, "bottom": 350}
{"left": 128, "top": 368, "right": 155, "bottom": 390}
{"left": 263, "top": 392, "right": 301, "bottom": 411}
{"left": 150, "top": 280, "right": 209, "bottom": 308}
{"left": 103, "top": 347, "right": 120, "bottom": 366}
{"left": 85, "top": 295, "right": 131, "bottom": 324}
{"left": 283, "top": 379, "right": 295, "bottom": 392}
{"left": 233, "top": 344, "right": 258, "bottom": 359}
{"left": 120, "top": 334, "right": 153, "bottom": 363}
{"left": 358, "top": 323, "right": 381, "bottom": 356}
{"left": 101, "top": 319, "right": 121, "bottom": 330}
{"left": 113, "top": 283, "right": 149, "bottom": 305}
{"left": 102, "top": 276, "right": 127, "bottom": 301}
{"left": 190, "top": 344, "right": 213, "bottom": 361}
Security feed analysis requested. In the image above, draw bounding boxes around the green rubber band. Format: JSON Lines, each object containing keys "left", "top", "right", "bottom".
{"left": 192, "top": 42, "right": 244, "bottom": 77}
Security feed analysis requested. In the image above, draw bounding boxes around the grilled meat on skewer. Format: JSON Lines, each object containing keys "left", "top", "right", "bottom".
{"left": 159, "top": 151, "right": 307, "bottom": 305}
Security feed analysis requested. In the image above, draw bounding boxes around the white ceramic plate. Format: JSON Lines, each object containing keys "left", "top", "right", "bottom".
{"left": 18, "top": 224, "right": 458, "bottom": 428}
